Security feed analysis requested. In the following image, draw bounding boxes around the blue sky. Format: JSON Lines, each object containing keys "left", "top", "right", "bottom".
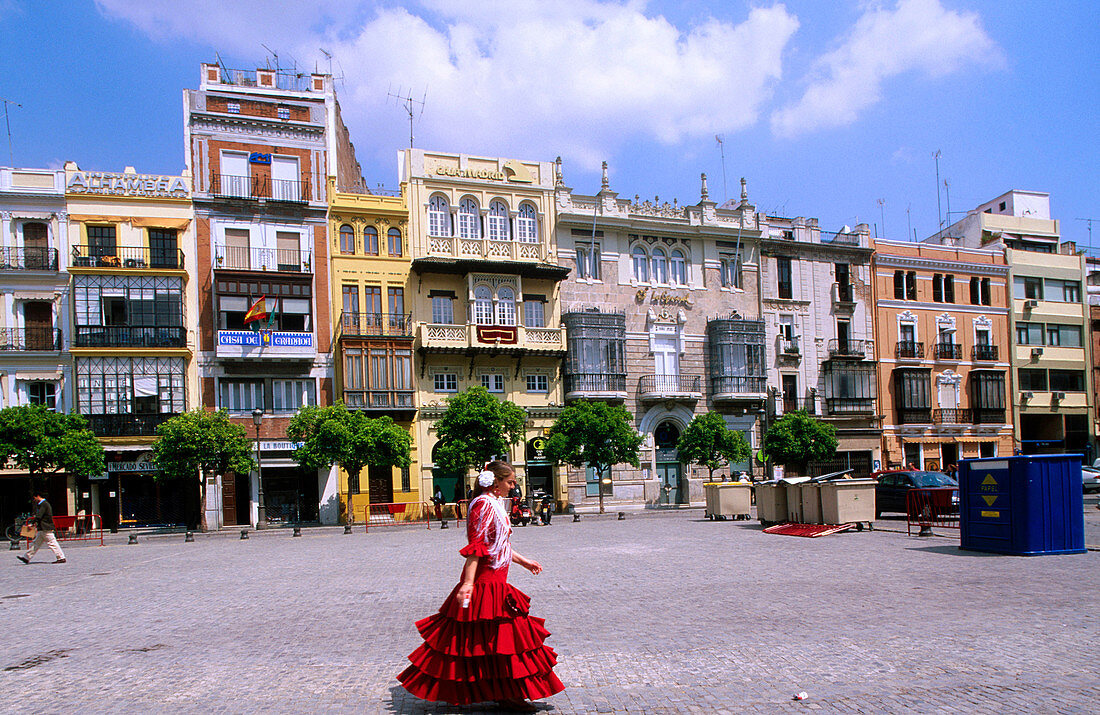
{"left": 1, "top": 1, "right": 1097, "bottom": 248}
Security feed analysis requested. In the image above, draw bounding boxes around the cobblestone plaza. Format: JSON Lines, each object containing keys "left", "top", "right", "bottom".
{"left": 1, "top": 510, "right": 1097, "bottom": 714}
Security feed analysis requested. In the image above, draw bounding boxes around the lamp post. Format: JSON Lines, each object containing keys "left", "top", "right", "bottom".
{"left": 252, "top": 408, "right": 268, "bottom": 529}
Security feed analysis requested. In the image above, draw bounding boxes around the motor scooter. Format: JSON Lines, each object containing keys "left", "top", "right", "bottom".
{"left": 510, "top": 499, "right": 533, "bottom": 527}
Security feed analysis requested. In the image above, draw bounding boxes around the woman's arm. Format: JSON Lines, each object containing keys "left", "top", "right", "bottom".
{"left": 511, "top": 550, "right": 543, "bottom": 575}
{"left": 455, "top": 554, "right": 479, "bottom": 605}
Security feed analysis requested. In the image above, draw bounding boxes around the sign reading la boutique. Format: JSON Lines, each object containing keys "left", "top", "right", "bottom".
{"left": 67, "top": 171, "right": 189, "bottom": 198}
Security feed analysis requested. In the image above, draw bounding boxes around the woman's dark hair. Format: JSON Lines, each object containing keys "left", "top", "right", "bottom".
{"left": 471, "top": 460, "right": 514, "bottom": 498}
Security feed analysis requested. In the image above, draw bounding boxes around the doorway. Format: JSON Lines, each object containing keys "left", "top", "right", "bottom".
{"left": 781, "top": 374, "right": 798, "bottom": 414}
{"left": 654, "top": 421, "right": 684, "bottom": 505}
{"left": 653, "top": 335, "right": 679, "bottom": 392}
{"left": 23, "top": 301, "right": 53, "bottom": 350}
{"left": 941, "top": 443, "right": 958, "bottom": 472}
{"left": 149, "top": 229, "right": 178, "bottom": 269}
{"left": 367, "top": 463, "right": 394, "bottom": 505}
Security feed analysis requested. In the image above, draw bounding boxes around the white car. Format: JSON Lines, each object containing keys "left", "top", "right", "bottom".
{"left": 1081, "top": 466, "right": 1100, "bottom": 494}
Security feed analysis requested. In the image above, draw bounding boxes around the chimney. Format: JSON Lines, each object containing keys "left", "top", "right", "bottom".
{"left": 1059, "top": 241, "right": 1077, "bottom": 255}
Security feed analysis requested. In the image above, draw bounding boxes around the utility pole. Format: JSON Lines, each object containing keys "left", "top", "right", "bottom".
{"left": 1075, "top": 218, "right": 1098, "bottom": 256}
{"left": 934, "top": 150, "right": 943, "bottom": 239}
{"left": 388, "top": 86, "right": 426, "bottom": 149}
{"left": 944, "top": 179, "right": 951, "bottom": 232}
{"left": 715, "top": 135, "right": 728, "bottom": 203}
{"left": 0, "top": 97, "right": 22, "bottom": 165}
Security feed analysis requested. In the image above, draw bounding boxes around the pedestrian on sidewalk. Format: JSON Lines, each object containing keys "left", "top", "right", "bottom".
{"left": 398, "top": 460, "right": 563, "bottom": 711}
{"left": 17, "top": 489, "right": 66, "bottom": 565}
{"left": 452, "top": 480, "right": 465, "bottom": 520}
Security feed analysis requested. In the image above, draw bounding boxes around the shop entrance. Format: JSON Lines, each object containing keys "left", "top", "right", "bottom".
{"left": 654, "top": 421, "right": 684, "bottom": 505}
{"left": 431, "top": 441, "right": 464, "bottom": 505}
{"left": 221, "top": 471, "right": 252, "bottom": 526}
{"left": 263, "top": 466, "right": 319, "bottom": 524}
{"left": 117, "top": 473, "right": 187, "bottom": 528}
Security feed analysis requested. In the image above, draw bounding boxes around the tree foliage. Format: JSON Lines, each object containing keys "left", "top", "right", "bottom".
{"left": 763, "top": 411, "right": 838, "bottom": 469}
{"left": 433, "top": 387, "right": 526, "bottom": 474}
{"left": 287, "top": 404, "right": 411, "bottom": 488}
{"left": 544, "top": 401, "right": 643, "bottom": 475}
{"left": 0, "top": 404, "right": 105, "bottom": 479}
{"left": 677, "top": 411, "right": 751, "bottom": 479}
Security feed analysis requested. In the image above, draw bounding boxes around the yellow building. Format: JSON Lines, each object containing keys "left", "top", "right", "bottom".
{"left": 328, "top": 179, "right": 417, "bottom": 522}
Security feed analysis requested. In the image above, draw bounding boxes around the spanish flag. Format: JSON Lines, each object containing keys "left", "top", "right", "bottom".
{"left": 243, "top": 295, "right": 268, "bottom": 325}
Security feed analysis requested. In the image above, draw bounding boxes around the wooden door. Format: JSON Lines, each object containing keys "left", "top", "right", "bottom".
{"left": 367, "top": 464, "right": 394, "bottom": 505}
{"left": 23, "top": 301, "right": 53, "bottom": 350}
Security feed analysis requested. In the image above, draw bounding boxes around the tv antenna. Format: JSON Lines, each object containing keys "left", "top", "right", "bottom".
{"left": 715, "top": 135, "right": 729, "bottom": 202}
{"left": 0, "top": 96, "right": 21, "bottom": 165}
{"left": 388, "top": 86, "right": 426, "bottom": 148}
{"left": 1076, "top": 217, "right": 1099, "bottom": 255}
{"left": 261, "top": 43, "right": 279, "bottom": 73}
{"left": 319, "top": 48, "right": 333, "bottom": 75}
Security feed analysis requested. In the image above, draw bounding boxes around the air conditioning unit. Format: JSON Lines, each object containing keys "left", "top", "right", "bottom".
{"left": 1031, "top": 347, "right": 1044, "bottom": 358}
{"left": 1024, "top": 299, "right": 1038, "bottom": 309}
{"left": 1021, "top": 391, "right": 1034, "bottom": 400}
{"left": 1052, "top": 391, "right": 1066, "bottom": 401}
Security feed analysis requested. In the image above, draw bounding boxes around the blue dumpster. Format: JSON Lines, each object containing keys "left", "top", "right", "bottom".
{"left": 958, "top": 455, "right": 1085, "bottom": 555}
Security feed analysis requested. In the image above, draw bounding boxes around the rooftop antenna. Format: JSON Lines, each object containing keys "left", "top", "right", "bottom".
{"left": 876, "top": 198, "right": 886, "bottom": 240}
{"left": 388, "top": 86, "right": 426, "bottom": 148}
{"left": 1076, "top": 218, "right": 1098, "bottom": 256}
{"left": 715, "top": 135, "right": 728, "bottom": 202}
{"left": 933, "top": 149, "right": 943, "bottom": 239}
{"left": 319, "top": 48, "right": 333, "bottom": 76}
{"left": 261, "top": 44, "right": 279, "bottom": 73}
{"left": 943, "top": 179, "right": 951, "bottom": 232}
{"left": 0, "top": 96, "right": 21, "bottom": 165}
{"left": 906, "top": 203, "right": 912, "bottom": 242}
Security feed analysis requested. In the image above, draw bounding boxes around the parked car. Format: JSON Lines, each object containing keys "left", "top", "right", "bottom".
{"left": 1081, "top": 466, "right": 1100, "bottom": 494}
{"left": 873, "top": 470, "right": 959, "bottom": 517}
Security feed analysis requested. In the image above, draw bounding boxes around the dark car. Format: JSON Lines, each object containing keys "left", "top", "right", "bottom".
{"left": 873, "top": 470, "right": 958, "bottom": 517}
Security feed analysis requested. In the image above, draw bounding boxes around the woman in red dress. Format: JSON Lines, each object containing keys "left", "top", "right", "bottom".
{"left": 398, "top": 461, "right": 564, "bottom": 711}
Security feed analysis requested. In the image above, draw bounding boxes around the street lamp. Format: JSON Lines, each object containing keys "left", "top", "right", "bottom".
{"left": 252, "top": 408, "right": 268, "bottom": 529}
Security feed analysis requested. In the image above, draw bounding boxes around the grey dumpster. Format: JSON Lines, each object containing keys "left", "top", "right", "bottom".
{"left": 820, "top": 479, "right": 877, "bottom": 527}
{"left": 704, "top": 482, "right": 752, "bottom": 520}
{"left": 755, "top": 483, "right": 788, "bottom": 526}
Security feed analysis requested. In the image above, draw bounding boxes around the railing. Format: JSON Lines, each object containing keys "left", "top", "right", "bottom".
{"left": 418, "top": 323, "right": 566, "bottom": 351}
{"left": 564, "top": 373, "right": 627, "bottom": 395}
{"left": 214, "top": 245, "right": 312, "bottom": 273}
{"left": 74, "top": 326, "right": 186, "bottom": 348}
{"left": 972, "top": 408, "right": 1006, "bottom": 424}
{"left": 972, "top": 344, "right": 999, "bottom": 361}
{"left": 828, "top": 338, "right": 871, "bottom": 359}
{"left": 72, "top": 245, "right": 183, "bottom": 270}
{"left": 834, "top": 282, "right": 854, "bottom": 303}
{"left": 825, "top": 397, "right": 875, "bottom": 415}
{"left": 0, "top": 327, "right": 62, "bottom": 351}
{"left": 906, "top": 488, "right": 960, "bottom": 536}
{"left": 0, "top": 246, "right": 58, "bottom": 271}
{"left": 895, "top": 341, "right": 924, "bottom": 359}
{"left": 778, "top": 337, "right": 800, "bottom": 354}
{"left": 821, "top": 231, "right": 861, "bottom": 246}
{"left": 640, "top": 374, "right": 703, "bottom": 397}
{"left": 87, "top": 413, "right": 176, "bottom": 437}
{"left": 709, "top": 375, "right": 766, "bottom": 396}
{"left": 210, "top": 173, "right": 310, "bottom": 203}
{"left": 344, "top": 390, "right": 415, "bottom": 410}
{"left": 340, "top": 312, "right": 413, "bottom": 338}
{"left": 933, "top": 342, "right": 962, "bottom": 360}
{"left": 779, "top": 397, "right": 817, "bottom": 415}
{"left": 425, "top": 235, "right": 546, "bottom": 262}
{"left": 898, "top": 408, "right": 933, "bottom": 424}
{"left": 933, "top": 408, "right": 972, "bottom": 424}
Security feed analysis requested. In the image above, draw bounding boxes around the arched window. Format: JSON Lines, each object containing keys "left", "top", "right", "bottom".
{"left": 428, "top": 195, "right": 450, "bottom": 237}
{"left": 487, "top": 200, "right": 510, "bottom": 241}
{"left": 670, "top": 249, "right": 687, "bottom": 285}
{"left": 473, "top": 285, "right": 493, "bottom": 325}
{"left": 632, "top": 246, "right": 649, "bottom": 283}
{"left": 387, "top": 227, "right": 402, "bottom": 257}
{"left": 496, "top": 287, "right": 516, "bottom": 326}
{"left": 458, "top": 197, "right": 481, "bottom": 239}
{"left": 651, "top": 248, "right": 668, "bottom": 284}
{"left": 363, "top": 226, "right": 379, "bottom": 255}
{"left": 516, "top": 203, "right": 538, "bottom": 243}
{"left": 339, "top": 224, "right": 355, "bottom": 255}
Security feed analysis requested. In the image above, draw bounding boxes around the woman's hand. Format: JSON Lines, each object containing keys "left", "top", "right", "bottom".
{"left": 523, "top": 558, "right": 543, "bottom": 575}
{"left": 456, "top": 580, "right": 474, "bottom": 606}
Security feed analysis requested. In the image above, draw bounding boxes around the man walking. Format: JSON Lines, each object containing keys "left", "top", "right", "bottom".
{"left": 17, "top": 489, "right": 66, "bottom": 564}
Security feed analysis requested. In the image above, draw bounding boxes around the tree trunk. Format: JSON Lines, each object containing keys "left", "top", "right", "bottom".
{"left": 198, "top": 470, "right": 209, "bottom": 532}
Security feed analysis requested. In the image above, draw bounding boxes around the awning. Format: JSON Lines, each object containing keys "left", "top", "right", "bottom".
{"left": 10, "top": 211, "right": 55, "bottom": 221}
{"left": 901, "top": 435, "right": 1003, "bottom": 444}
{"left": 11, "top": 291, "right": 59, "bottom": 301}
{"left": 15, "top": 371, "right": 62, "bottom": 381}
{"left": 68, "top": 215, "right": 191, "bottom": 230}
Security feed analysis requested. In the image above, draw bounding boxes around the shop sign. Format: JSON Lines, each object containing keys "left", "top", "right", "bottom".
{"left": 249, "top": 152, "right": 272, "bottom": 165}
{"left": 67, "top": 171, "right": 189, "bottom": 197}
{"left": 260, "top": 441, "right": 304, "bottom": 452}
{"left": 432, "top": 159, "right": 534, "bottom": 183}
{"left": 526, "top": 436, "right": 550, "bottom": 465}
{"left": 107, "top": 461, "right": 156, "bottom": 473}
{"left": 656, "top": 447, "right": 678, "bottom": 462}
{"left": 635, "top": 287, "right": 692, "bottom": 308}
{"left": 218, "top": 331, "right": 313, "bottom": 348}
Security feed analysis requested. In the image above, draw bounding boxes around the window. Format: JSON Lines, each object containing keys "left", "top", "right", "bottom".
{"left": 894, "top": 368, "right": 931, "bottom": 410}
{"left": 900, "top": 323, "right": 915, "bottom": 343}
{"left": 481, "top": 374, "right": 504, "bottom": 392}
{"left": 363, "top": 285, "right": 382, "bottom": 317}
{"left": 428, "top": 195, "right": 450, "bottom": 237}
{"left": 1018, "top": 368, "right": 1047, "bottom": 391}
{"left": 980, "top": 278, "right": 991, "bottom": 305}
{"left": 906, "top": 271, "right": 917, "bottom": 300}
{"left": 976, "top": 328, "right": 991, "bottom": 346}
{"left": 933, "top": 274, "right": 943, "bottom": 302}
{"left": 227, "top": 102, "right": 240, "bottom": 114}
{"left": 777, "top": 257, "right": 792, "bottom": 299}
{"left": 944, "top": 275, "right": 954, "bottom": 303}
{"left": 387, "top": 227, "right": 402, "bottom": 257}
{"left": 822, "top": 362, "right": 876, "bottom": 413}
{"left": 27, "top": 382, "right": 57, "bottom": 410}
{"left": 779, "top": 314, "right": 794, "bottom": 340}
{"left": 363, "top": 226, "right": 379, "bottom": 256}
{"left": 76, "top": 356, "right": 186, "bottom": 419}
{"left": 272, "top": 379, "right": 316, "bottom": 412}
{"left": 720, "top": 252, "right": 742, "bottom": 289}
{"left": 434, "top": 373, "right": 458, "bottom": 392}
{"left": 970, "top": 277, "right": 980, "bottom": 305}
{"left": 1047, "top": 324, "right": 1082, "bottom": 347}
{"left": 516, "top": 203, "right": 538, "bottom": 242}
{"left": 575, "top": 241, "right": 601, "bottom": 280}
{"left": 632, "top": 246, "right": 649, "bottom": 282}
{"left": 277, "top": 107, "right": 290, "bottom": 120}
{"left": 87, "top": 225, "right": 117, "bottom": 258}
{"left": 496, "top": 286, "right": 516, "bottom": 326}
{"left": 220, "top": 379, "right": 264, "bottom": 412}
{"left": 431, "top": 294, "right": 454, "bottom": 324}
{"left": 1014, "top": 276, "right": 1044, "bottom": 300}
{"left": 487, "top": 200, "right": 509, "bottom": 241}
{"left": 1016, "top": 322, "right": 1043, "bottom": 345}
{"left": 585, "top": 464, "right": 612, "bottom": 497}
{"left": 526, "top": 374, "right": 549, "bottom": 393}
{"left": 523, "top": 298, "right": 545, "bottom": 328}
{"left": 1049, "top": 370, "right": 1085, "bottom": 392}
{"left": 342, "top": 285, "right": 359, "bottom": 324}
{"left": 1044, "top": 279, "right": 1081, "bottom": 303}
{"left": 894, "top": 271, "right": 905, "bottom": 300}
{"left": 388, "top": 287, "right": 404, "bottom": 321}
{"left": 670, "top": 249, "right": 687, "bottom": 286}
{"left": 458, "top": 197, "right": 481, "bottom": 239}
{"left": 651, "top": 248, "right": 668, "bottom": 284}
{"left": 473, "top": 285, "right": 493, "bottom": 325}
{"left": 339, "top": 224, "right": 355, "bottom": 254}
{"left": 74, "top": 275, "right": 184, "bottom": 334}
{"left": 401, "top": 466, "right": 411, "bottom": 493}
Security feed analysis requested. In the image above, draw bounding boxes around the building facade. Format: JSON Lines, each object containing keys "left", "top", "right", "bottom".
{"left": 0, "top": 167, "right": 71, "bottom": 525}
{"left": 872, "top": 240, "right": 1013, "bottom": 470}
{"left": 64, "top": 162, "right": 198, "bottom": 530}
{"left": 402, "top": 150, "right": 566, "bottom": 504}
{"left": 185, "top": 63, "right": 360, "bottom": 527}
{"left": 555, "top": 168, "right": 764, "bottom": 510}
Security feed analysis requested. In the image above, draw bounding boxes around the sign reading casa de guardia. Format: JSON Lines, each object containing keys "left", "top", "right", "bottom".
{"left": 67, "top": 170, "right": 189, "bottom": 197}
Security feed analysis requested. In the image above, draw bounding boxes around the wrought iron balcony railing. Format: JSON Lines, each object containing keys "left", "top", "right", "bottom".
{"left": 564, "top": 373, "right": 627, "bottom": 395}
{"left": 710, "top": 375, "right": 767, "bottom": 396}
{"left": 828, "top": 338, "right": 871, "bottom": 359}
{"left": 778, "top": 397, "right": 817, "bottom": 415}
{"left": 895, "top": 341, "right": 924, "bottom": 359}
{"left": 340, "top": 312, "right": 413, "bottom": 338}
{"left": 820, "top": 231, "right": 861, "bottom": 246}
{"left": 0, "top": 327, "right": 62, "bottom": 351}
{"left": 933, "top": 408, "right": 972, "bottom": 424}
{"left": 210, "top": 173, "right": 310, "bottom": 203}
{"left": 972, "top": 344, "right": 999, "bottom": 361}
{"left": 72, "top": 244, "right": 183, "bottom": 270}
{"left": 824, "top": 397, "right": 876, "bottom": 415}
{"left": 933, "top": 342, "right": 963, "bottom": 360}
{"left": 779, "top": 337, "right": 800, "bottom": 354}
{"left": 87, "top": 413, "right": 175, "bottom": 437}
{"left": 74, "top": 326, "right": 186, "bottom": 348}
{"left": 640, "top": 374, "right": 702, "bottom": 398}
{"left": 834, "top": 282, "right": 855, "bottom": 303}
{"left": 972, "top": 408, "right": 1006, "bottom": 424}
{"left": 344, "top": 390, "right": 415, "bottom": 410}
{"left": 214, "top": 245, "right": 312, "bottom": 273}
{"left": 898, "top": 408, "right": 933, "bottom": 424}
{"left": 0, "top": 246, "right": 58, "bottom": 271}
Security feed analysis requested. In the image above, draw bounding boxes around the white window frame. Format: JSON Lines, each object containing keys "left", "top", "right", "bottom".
{"left": 651, "top": 247, "right": 668, "bottom": 285}
{"left": 428, "top": 195, "right": 450, "bottom": 237}
{"left": 487, "top": 200, "right": 510, "bottom": 241}
{"left": 434, "top": 372, "right": 458, "bottom": 392}
{"left": 272, "top": 379, "right": 316, "bottom": 414}
{"left": 670, "top": 249, "right": 687, "bottom": 286}
{"left": 516, "top": 203, "right": 538, "bottom": 243}
{"left": 473, "top": 285, "right": 494, "bottom": 325}
{"left": 526, "top": 374, "right": 549, "bottom": 393}
{"left": 495, "top": 286, "right": 516, "bottom": 326}
{"left": 481, "top": 373, "right": 505, "bottom": 393}
{"left": 432, "top": 295, "right": 455, "bottom": 324}
{"left": 458, "top": 197, "right": 481, "bottom": 239}
{"left": 632, "top": 246, "right": 649, "bottom": 283}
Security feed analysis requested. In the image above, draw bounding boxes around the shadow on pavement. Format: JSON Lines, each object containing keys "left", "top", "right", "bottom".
{"left": 905, "top": 544, "right": 1003, "bottom": 557}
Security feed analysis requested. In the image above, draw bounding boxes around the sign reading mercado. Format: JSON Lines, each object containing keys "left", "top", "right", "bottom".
{"left": 67, "top": 171, "right": 189, "bottom": 198}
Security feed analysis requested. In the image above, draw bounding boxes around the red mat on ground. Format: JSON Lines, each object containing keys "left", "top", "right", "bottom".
{"left": 762, "top": 523, "right": 855, "bottom": 537}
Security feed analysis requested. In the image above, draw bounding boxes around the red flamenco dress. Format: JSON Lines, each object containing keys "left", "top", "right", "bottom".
{"left": 398, "top": 497, "right": 565, "bottom": 705}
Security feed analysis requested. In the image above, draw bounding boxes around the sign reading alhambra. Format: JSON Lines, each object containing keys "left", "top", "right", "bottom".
{"left": 67, "top": 171, "right": 189, "bottom": 197}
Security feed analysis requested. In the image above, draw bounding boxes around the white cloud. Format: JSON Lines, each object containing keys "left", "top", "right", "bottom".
{"left": 771, "top": 0, "right": 1001, "bottom": 138}
{"left": 95, "top": 1, "right": 799, "bottom": 171}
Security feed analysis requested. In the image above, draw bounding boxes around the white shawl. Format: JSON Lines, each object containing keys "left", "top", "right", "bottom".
{"left": 468, "top": 493, "right": 512, "bottom": 569}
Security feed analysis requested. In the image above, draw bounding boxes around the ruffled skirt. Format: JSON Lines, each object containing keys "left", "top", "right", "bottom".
{"left": 398, "top": 577, "right": 565, "bottom": 705}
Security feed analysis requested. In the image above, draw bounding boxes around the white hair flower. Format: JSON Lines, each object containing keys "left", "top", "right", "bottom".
{"left": 477, "top": 470, "right": 496, "bottom": 487}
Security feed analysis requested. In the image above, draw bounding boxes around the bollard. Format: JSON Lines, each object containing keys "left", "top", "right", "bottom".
{"left": 917, "top": 524, "right": 934, "bottom": 537}
{"left": 618, "top": 512, "right": 626, "bottom": 520}
{"left": 128, "top": 533, "right": 138, "bottom": 545}
{"left": 292, "top": 526, "right": 301, "bottom": 537}
{"left": 440, "top": 520, "right": 448, "bottom": 530}
{"left": 573, "top": 513, "right": 580, "bottom": 522}
{"left": 343, "top": 523, "right": 353, "bottom": 534}
{"left": 240, "top": 529, "right": 249, "bottom": 540}
{"left": 184, "top": 531, "right": 194, "bottom": 543}
{"left": 9, "top": 539, "right": 20, "bottom": 551}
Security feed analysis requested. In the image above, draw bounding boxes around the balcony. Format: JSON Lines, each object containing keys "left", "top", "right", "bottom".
{"left": 418, "top": 323, "right": 566, "bottom": 354}
{"left": 214, "top": 245, "right": 312, "bottom": 273}
{"left": 564, "top": 373, "right": 628, "bottom": 400}
{"left": 74, "top": 326, "right": 186, "bottom": 349}
{"left": 973, "top": 408, "right": 1006, "bottom": 424}
{"left": 972, "top": 344, "right": 999, "bottom": 361}
{"left": 0, "top": 327, "right": 62, "bottom": 351}
{"left": 339, "top": 312, "right": 413, "bottom": 339}
{"left": 898, "top": 408, "right": 933, "bottom": 424}
{"left": 932, "top": 342, "right": 962, "bottom": 361}
{"left": 0, "top": 247, "right": 58, "bottom": 271}
{"left": 895, "top": 341, "right": 924, "bottom": 360}
{"left": 778, "top": 336, "right": 801, "bottom": 355}
{"left": 820, "top": 230, "right": 862, "bottom": 247}
{"left": 344, "top": 389, "right": 415, "bottom": 413}
{"left": 425, "top": 235, "right": 546, "bottom": 263}
{"left": 833, "top": 282, "right": 855, "bottom": 304}
{"left": 640, "top": 374, "right": 703, "bottom": 401}
{"left": 828, "top": 338, "right": 871, "bottom": 359}
{"left": 216, "top": 330, "right": 315, "bottom": 360}
{"left": 778, "top": 397, "right": 817, "bottom": 416}
{"left": 210, "top": 174, "right": 309, "bottom": 203}
{"left": 709, "top": 375, "right": 766, "bottom": 402}
{"left": 824, "top": 397, "right": 876, "bottom": 416}
{"left": 72, "top": 245, "right": 183, "bottom": 270}
{"left": 933, "top": 408, "right": 971, "bottom": 424}
{"left": 87, "top": 413, "right": 175, "bottom": 437}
